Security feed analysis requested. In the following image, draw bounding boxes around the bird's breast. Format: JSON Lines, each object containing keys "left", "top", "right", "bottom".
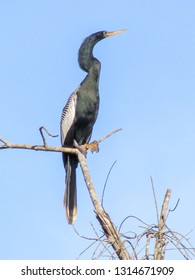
{"left": 73, "top": 87, "right": 99, "bottom": 144}
{"left": 76, "top": 89, "right": 99, "bottom": 121}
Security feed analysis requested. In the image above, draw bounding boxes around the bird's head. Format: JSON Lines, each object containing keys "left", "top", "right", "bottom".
{"left": 78, "top": 29, "right": 127, "bottom": 72}
{"left": 102, "top": 29, "right": 127, "bottom": 38}
{"left": 86, "top": 29, "right": 127, "bottom": 43}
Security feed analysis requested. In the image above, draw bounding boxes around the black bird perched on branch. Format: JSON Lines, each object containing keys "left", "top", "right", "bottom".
{"left": 60, "top": 29, "right": 126, "bottom": 224}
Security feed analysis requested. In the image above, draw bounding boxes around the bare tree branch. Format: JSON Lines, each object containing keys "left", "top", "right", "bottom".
{"left": 39, "top": 126, "right": 58, "bottom": 146}
{"left": 77, "top": 150, "right": 131, "bottom": 260}
{"left": 0, "top": 128, "right": 131, "bottom": 260}
{"left": 154, "top": 188, "right": 171, "bottom": 259}
{"left": 1, "top": 129, "right": 194, "bottom": 260}
{"left": 0, "top": 128, "right": 121, "bottom": 154}
{"left": 97, "top": 128, "right": 122, "bottom": 143}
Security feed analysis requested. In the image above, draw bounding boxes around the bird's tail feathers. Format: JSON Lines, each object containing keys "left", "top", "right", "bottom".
{"left": 64, "top": 155, "right": 77, "bottom": 224}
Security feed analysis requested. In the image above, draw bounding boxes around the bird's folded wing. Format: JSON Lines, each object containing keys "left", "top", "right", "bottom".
{"left": 60, "top": 90, "right": 78, "bottom": 145}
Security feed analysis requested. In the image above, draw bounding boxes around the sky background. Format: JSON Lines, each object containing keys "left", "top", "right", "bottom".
{"left": 0, "top": 0, "right": 195, "bottom": 260}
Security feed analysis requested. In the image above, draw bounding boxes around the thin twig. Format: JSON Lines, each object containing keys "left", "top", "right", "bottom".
{"left": 39, "top": 126, "right": 58, "bottom": 146}
{"left": 150, "top": 176, "right": 159, "bottom": 223}
{"left": 73, "top": 224, "right": 102, "bottom": 241}
{"left": 119, "top": 215, "right": 151, "bottom": 233}
{"left": 0, "top": 137, "right": 10, "bottom": 145}
{"left": 101, "top": 160, "right": 117, "bottom": 207}
{"left": 97, "top": 128, "right": 122, "bottom": 143}
{"left": 169, "top": 198, "right": 180, "bottom": 212}
{"left": 165, "top": 225, "right": 195, "bottom": 259}
{"left": 76, "top": 240, "right": 98, "bottom": 260}
{"left": 124, "top": 240, "right": 138, "bottom": 260}
{"left": 90, "top": 222, "right": 114, "bottom": 260}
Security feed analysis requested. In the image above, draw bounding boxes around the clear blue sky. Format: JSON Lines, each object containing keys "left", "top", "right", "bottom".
{"left": 0, "top": 0, "right": 195, "bottom": 259}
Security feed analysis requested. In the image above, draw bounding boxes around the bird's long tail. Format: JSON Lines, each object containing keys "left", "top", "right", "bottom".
{"left": 63, "top": 154, "right": 78, "bottom": 224}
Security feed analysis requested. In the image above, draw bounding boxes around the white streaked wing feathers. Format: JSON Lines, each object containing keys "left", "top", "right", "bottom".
{"left": 60, "top": 91, "right": 77, "bottom": 145}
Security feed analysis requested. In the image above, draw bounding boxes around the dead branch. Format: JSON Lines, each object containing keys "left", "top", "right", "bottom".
{"left": 0, "top": 128, "right": 121, "bottom": 153}
{"left": 77, "top": 150, "right": 131, "bottom": 260}
{"left": 39, "top": 126, "right": 58, "bottom": 146}
{"left": 164, "top": 226, "right": 195, "bottom": 259}
{"left": 97, "top": 128, "right": 122, "bottom": 143}
{"left": 101, "top": 160, "right": 117, "bottom": 206}
{"left": 0, "top": 128, "right": 131, "bottom": 260}
{"left": 154, "top": 188, "right": 171, "bottom": 259}
{"left": 150, "top": 177, "right": 159, "bottom": 223}
{"left": 0, "top": 140, "right": 77, "bottom": 154}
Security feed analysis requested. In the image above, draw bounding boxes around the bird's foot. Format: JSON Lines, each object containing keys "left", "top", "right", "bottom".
{"left": 73, "top": 140, "right": 87, "bottom": 156}
{"left": 83, "top": 140, "right": 99, "bottom": 153}
{"left": 73, "top": 140, "right": 99, "bottom": 157}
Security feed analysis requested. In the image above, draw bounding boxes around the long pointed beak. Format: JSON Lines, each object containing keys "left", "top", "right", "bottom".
{"left": 105, "top": 29, "right": 127, "bottom": 37}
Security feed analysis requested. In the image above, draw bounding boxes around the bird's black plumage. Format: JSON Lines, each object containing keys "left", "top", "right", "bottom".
{"left": 60, "top": 30, "right": 125, "bottom": 224}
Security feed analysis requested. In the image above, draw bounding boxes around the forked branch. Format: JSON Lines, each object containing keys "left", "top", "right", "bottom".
{"left": 0, "top": 127, "right": 130, "bottom": 260}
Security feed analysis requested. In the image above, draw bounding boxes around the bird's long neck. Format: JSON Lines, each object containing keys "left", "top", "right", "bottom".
{"left": 78, "top": 36, "right": 101, "bottom": 73}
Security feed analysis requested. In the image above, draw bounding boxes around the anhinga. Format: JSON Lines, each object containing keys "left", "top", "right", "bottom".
{"left": 60, "top": 30, "right": 125, "bottom": 224}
